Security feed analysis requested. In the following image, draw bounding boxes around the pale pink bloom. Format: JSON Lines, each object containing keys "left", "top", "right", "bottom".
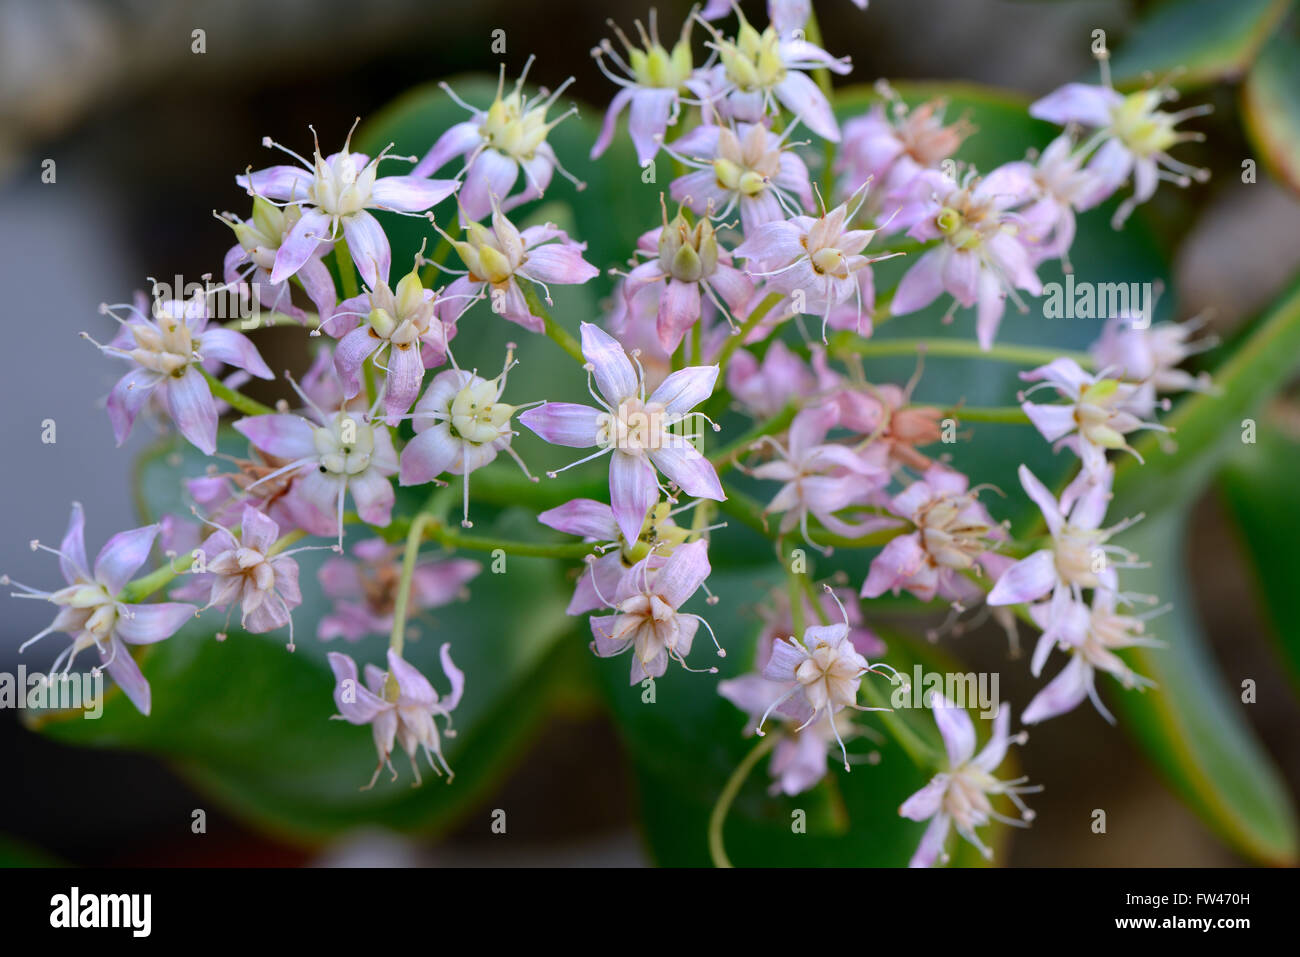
{"left": 890, "top": 166, "right": 1042, "bottom": 350}
{"left": 588, "top": 539, "right": 722, "bottom": 683}
{"left": 328, "top": 645, "right": 465, "bottom": 787}
{"left": 695, "top": 9, "right": 851, "bottom": 142}
{"left": 1022, "top": 589, "right": 1159, "bottom": 724}
{"left": 747, "top": 402, "right": 894, "bottom": 549}
{"left": 668, "top": 122, "right": 813, "bottom": 236}
{"left": 1018, "top": 357, "right": 1166, "bottom": 477}
{"left": 861, "top": 466, "right": 1006, "bottom": 605}
{"left": 899, "top": 697, "right": 1037, "bottom": 866}
{"left": 413, "top": 61, "right": 582, "bottom": 221}
{"left": 234, "top": 391, "right": 399, "bottom": 547}
{"left": 734, "top": 186, "right": 889, "bottom": 338}
{"left": 836, "top": 94, "right": 972, "bottom": 229}
{"left": 318, "top": 538, "right": 480, "bottom": 643}
{"left": 435, "top": 200, "right": 598, "bottom": 334}
{"left": 1030, "top": 77, "right": 1210, "bottom": 228}
{"left": 88, "top": 294, "right": 273, "bottom": 456}
{"left": 622, "top": 211, "right": 755, "bottom": 353}
{"left": 726, "top": 340, "right": 819, "bottom": 418}
{"left": 590, "top": 10, "right": 697, "bottom": 164}
{"left": 7, "top": 503, "right": 196, "bottom": 715}
{"left": 219, "top": 196, "right": 337, "bottom": 321}
{"left": 324, "top": 258, "right": 457, "bottom": 425}
{"left": 762, "top": 0, "right": 869, "bottom": 37}
{"left": 398, "top": 351, "right": 535, "bottom": 528}
{"left": 520, "top": 323, "right": 725, "bottom": 545}
{"left": 238, "top": 126, "right": 457, "bottom": 289}
{"left": 606, "top": 276, "right": 730, "bottom": 391}
{"left": 537, "top": 497, "right": 692, "bottom": 615}
{"left": 998, "top": 133, "right": 1101, "bottom": 267}
{"left": 1090, "top": 315, "right": 1215, "bottom": 399}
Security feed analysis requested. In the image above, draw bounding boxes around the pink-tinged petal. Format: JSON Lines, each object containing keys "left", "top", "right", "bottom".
{"left": 459, "top": 149, "right": 519, "bottom": 221}
{"left": 860, "top": 532, "right": 926, "bottom": 598}
{"left": 987, "top": 549, "right": 1056, "bottom": 606}
{"left": 239, "top": 506, "right": 280, "bottom": 553}
{"left": 1022, "top": 655, "right": 1092, "bottom": 724}
{"left": 327, "top": 652, "right": 390, "bottom": 723}
{"left": 102, "top": 638, "right": 151, "bottom": 715}
{"left": 411, "top": 559, "right": 480, "bottom": 608}
{"left": 972, "top": 706, "right": 1012, "bottom": 773}
{"left": 908, "top": 812, "right": 952, "bottom": 868}
{"left": 163, "top": 368, "right": 218, "bottom": 456}
{"left": 509, "top": 148, "right": 555, "bottom": 210}
{"left": 672, "top": 169, "right": 730, "bottom": 217}
{"left": 115, "top": 601, "right": 195, "bottom": 644}
{"left": 237, "top": 164, "right": 311, "bottom": 202}
{"left": 1029, "top": 83, "right": 1122, "bottom": 128}
{"left": 234, "top": 413, "right": 317, "bottom": 460}
{"left": 941, "top": 248, "right": 979, "bottom": 306}
{"left": 770, "top": 732, "right": 832, "bottom": 796}
{"left": 342, "top": 211, "right": 391, "bottom": 290}
{"left": 438, "top": 643, "right": 465, "bottom": 710}
{"left": 580, "top": 322, "right": 638, "bottom": 405}
{"left": 1082, "top": 138, "right": 1134, "bottom": 203}
{"left": 627, "top": 87, "right": 678, "bottom": 163}
{"left": 718, "top": 673, "right": 790, "bottom": 729}
{"left": 386, "top": 648, "right": 437, "bottom": 707}
{"left": 317, "top": 555, "right": 362, "bottom": 600}
{"left": 537, "top": 498, "right": 618, "bottom": 540}
{"left": 1018, "top": 464, "right": 1064, "bottom": 536}
{"left": 1021, "top": 354, "right": 1091, "bottom": 392}
{"left": 107, "top": 368, "right": 163, "bottom": 446}
{"left": 521, "top": 242, "right": 599, "bottom": 285}
{"left": 590, "top": 614, "right": 632, "bottom": 657}
{"left": 271, "top": 208, "right": 333, "bottom": 285}
{"left": 349, "top": 470, "right": 395, "bottom": 527}
{"left": 1022, "top": 402, "right": 1077, "bottom": 443}
{"left": 519, "top": 402, "right": 602, "bottom": 448}
{"left": 891, "top": 247, "right": 946, "bottom": 316}
{"left": 590, "top": 86, "right": 635, "bottom": 160}
{"left": 609, "top": 452, "right": 658, "bottom": 545}
{"left": 931, "top": 694, "right": 976, "bottom": 766}
{"left": 763, "top": 637, "right": 807, "bottom": 683}
{"left": 648, "top": 365, "right": 718, "bottom": 415}
{"left": 333, "top": 327, "right": 382, "bottom": 399}
{"left": 413, "top": 119, "right": 482, "bottom": 177}
{"left": 59, "top": 502, "right": 91, "bottom": 583}
{"left": 383, "top": 344, "right": 426, "bottom": 423}
{"left": 774, "top": 71, "right": 839, "bottom": 141}
{"left": 199, "top": 328, "right": 274, "bottom": 379}
{"left": 734, "top": 219, "right": 803, "bottom": 266}
{"left": 93, "top": 524, "right": 160, "bottom": 593}
{"left": 899, "top": 777, "right": 947, "bottom": 821}
{"left": 1063, "top": 467, "right": 1113, "bottom": 530}
{"left": 975, "top": 273, "right": 1007, "bottom": 352}
{"left": 648, "top": 443, "right": 725, "bottom": 500}
{"left": 399, "top": 424, "right": 459, "bottom": 486}
{"left": 653, "top": 539, "right": 710, "bottom": 608}
{"left": 569, "top": 554, "right": 624, "bottom": 615}
{"left": 371, "top": 175, "right": 458, "bottom": 212}
{"left": 297, "top": 256, "right": 338, "bottom": 317}
{"left": 709, "top": 263, "right": 756, "bottom": 311}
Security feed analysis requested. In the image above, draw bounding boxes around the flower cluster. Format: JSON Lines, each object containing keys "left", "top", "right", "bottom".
{"left": 7, "top": 0, "right": 1219, "bottom": 867}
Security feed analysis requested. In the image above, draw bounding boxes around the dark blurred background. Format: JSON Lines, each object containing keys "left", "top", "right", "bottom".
{"left": 2, "top": 0, "right": 1298, "bottom": 866}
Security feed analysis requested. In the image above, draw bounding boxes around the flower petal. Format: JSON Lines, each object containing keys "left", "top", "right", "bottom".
{"left": 609, "top": 452, "right": 658, "bottom": 545}
{"left": 518, "top": 402, "right": 602, "bottom": 448}
{"left": 580, "top": 322, "right": 639, "bottom": 405}
{"left": 94, "top": 524, "right": 160, "bottom": 593}
{"left": 164, "top": 367, "right": 218, "bottom": 456}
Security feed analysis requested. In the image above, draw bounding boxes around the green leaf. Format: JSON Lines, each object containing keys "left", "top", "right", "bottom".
{"left": 1108, "top": 0, "right": 1293, "bottom": 91}
{"left": 1217, "top": 420, "right": 1300, "bottom": 689}
{"left": 1108, "top": 510, "right": 1298, "bottom": 865}
{"left": 35, "top": 435, "right": 591, "bottom": 845}
{"left": 1243, "top": 30, "right": 1300, "bottom": 196}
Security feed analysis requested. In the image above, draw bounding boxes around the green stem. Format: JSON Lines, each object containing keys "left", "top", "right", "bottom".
{"left": 829, "top": 333, "right": 1094, "bottom": 370}
{"left": 118, "top": 550, "right": 196, "bottom": 603}
{"left": 521, "top": 283, "right": 585, "bottom": 364}
{"left": 390, "top": 513, "right": 436, "bottom": 657}
{"left": 200, "top": 367, "right": 273, "bottom": 417}
{"left": 335, "top": 241, "right": 360, "bottom": 300}
{"left": 949, "top": 405, "right": 1032, "bottom": 425}
{"left": 708, "top": 734, "right": 778, "bottom": 869}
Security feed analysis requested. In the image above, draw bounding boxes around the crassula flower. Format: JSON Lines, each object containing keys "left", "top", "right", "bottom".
{"left": 234, "top": 385, "right": 398, "bottom": 546}
{"left": 668, "top": 122, "right": 813, "bottom": 236}
{"left": 188, "top": 506, "right": 307, "bottom": 648}
{"left": 329, "top": 645, "right": 465, "bottom": 787}
{"left": 695, "top": 8, "right": 851, "bottom": 142}
{"left": 318, "top": 538, "right": 480, "bottom": 643}
{"left": 219, "top": 195, "right": 338, "bottom": 321}
{"left": 1018, "top": 357, "right": 1165, "bottom": 477}
{"left": 238, "top": 124, "right": 458, "bottom": 288}
{"left": 999, "top": 133, "right": 1101, "bottom": 268}
{"left": 1090, "top": 315, "right": 1215, "bottom": 399}
{"left": 520, "top": 322, "right": 725, "bottom": 545}
{"left": 890, "top": 166, "right": 1042, "bottom": 350}
{"left": 589, "top": 539, "right": 723, "bottom": 683}
{"left": 726, "top": 340, "right": 820, "bottom": 418}
{"left": 861, "top": 465, "right": 1007, "bottom": 605}
{"left": 623, "top": 203, "right": 754, "bottom": 352}
{"left": 398, "top": 350, "right": 536, "bottom": 527}
{"left": 413, "top": 60, "right": 582, "bottom": 220}
{"left": 899, "top": 697, "right": 1037, "bottom": 867}
{"left": 325, "top": 254, "right": 456, "bottom": 424}
{"left": 88, "top": 293, "right": 273, "bottom": 456}
{"left": 8, "top": 504, "right": 196, "bottom": 715}
{"left": 1029, "top": 70, "right": 1210, "bottom": 228}
{"left": 591, "top": 10, "right": 697, "bottom": 164}
{"left": 435, "top": 199, "right": 598, "bottom": 334}
{"left": 1022, "top": 590, "right": 1159, "bottom": 725}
